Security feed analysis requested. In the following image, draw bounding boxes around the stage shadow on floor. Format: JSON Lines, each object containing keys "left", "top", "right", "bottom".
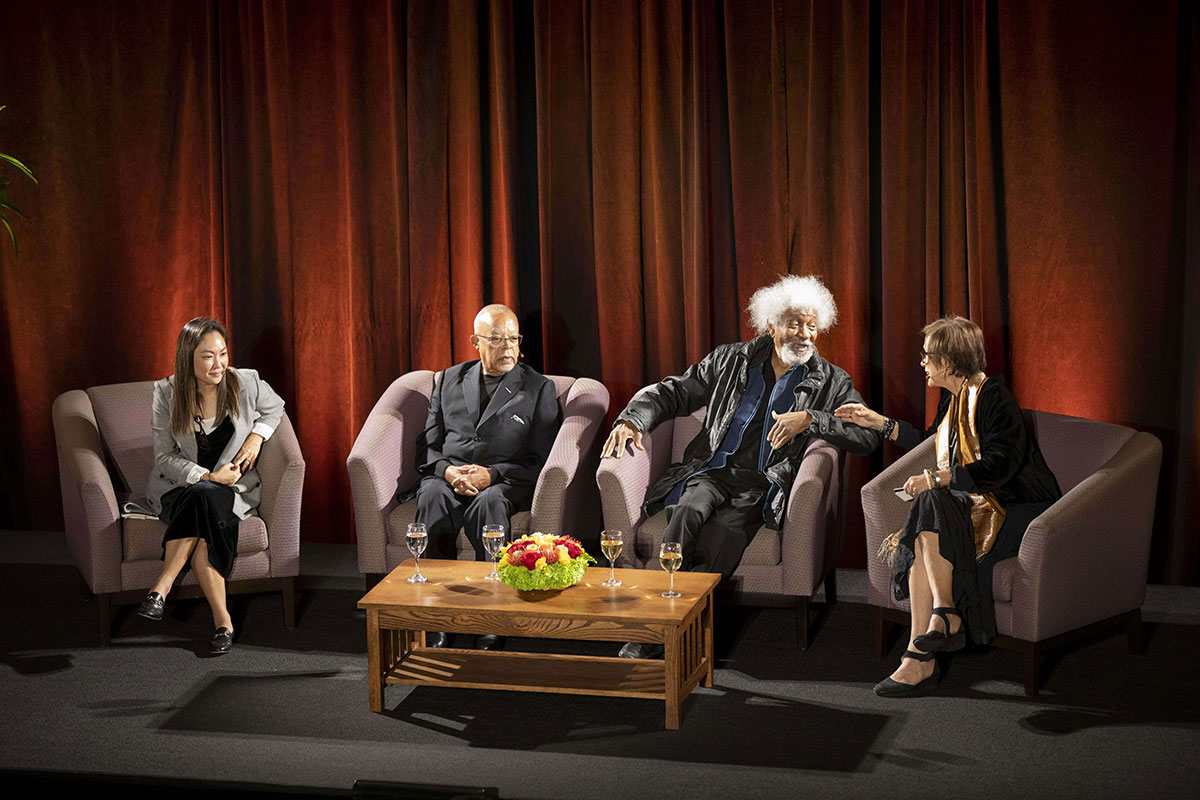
{"left": 157, "top": 668, "right": 897, "bottom": 773}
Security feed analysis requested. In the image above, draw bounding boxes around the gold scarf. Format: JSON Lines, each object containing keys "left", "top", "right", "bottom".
{"left": 937, "top": 373, "right": 1006, "bottom": 560}
{"left": 877, "top": 372, "right": 1006, "bottom": 563}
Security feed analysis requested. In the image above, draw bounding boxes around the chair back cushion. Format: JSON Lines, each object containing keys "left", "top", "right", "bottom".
{"left": 1024, "top": 410, "right": 1136, "bottom": 493}
{"left": 86, "top": 381, "right": 155, "bottom": 496}
{"left": 671, "top": 407, "right": 706, "bottom": 462}
{"left": 547, "top": 375, "right": 575, "bottom": 411}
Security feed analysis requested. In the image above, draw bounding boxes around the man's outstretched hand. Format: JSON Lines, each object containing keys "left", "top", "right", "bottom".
{"left": 601, "top": 421, "right": 644, "bottom": 459}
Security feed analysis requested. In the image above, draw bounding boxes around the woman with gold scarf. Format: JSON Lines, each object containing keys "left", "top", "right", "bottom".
{"left": 836, "top": 316, "right": 1061, "bottom": 696}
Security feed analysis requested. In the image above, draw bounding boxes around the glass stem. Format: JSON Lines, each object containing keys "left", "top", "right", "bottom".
{"left": 669, "top": 571, "right": 675, "bottom": 595}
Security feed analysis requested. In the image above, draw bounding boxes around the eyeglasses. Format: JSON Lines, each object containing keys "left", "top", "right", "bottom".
{"left": 477, "top": 334, "right": 523, "bottom": 347}
{"left": 919, "top": 348, "right": 942, "bottom": 364}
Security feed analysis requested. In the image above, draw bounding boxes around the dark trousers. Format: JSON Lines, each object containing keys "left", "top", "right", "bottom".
{"left": 415, "top": 475, "right": 532, "bottom": 561}
{"left": 664, "top": 469, "right": 767, "bottom": 581}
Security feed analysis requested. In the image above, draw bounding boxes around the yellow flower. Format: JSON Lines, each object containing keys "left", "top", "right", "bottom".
{"left": 498, "top": 553, "right": 509, "bottom": 567}
{"left": 535, "top": 557, "right": 547, "bottom": 570}
{"left": 557, "top": 545, "right": 571, "bottom": 564}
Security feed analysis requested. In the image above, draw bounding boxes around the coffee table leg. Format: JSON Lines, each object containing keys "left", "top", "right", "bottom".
{"left": 703, "top": 592, "right": 714, "bottom": 688}
{"left": 366, "top": 608, "right": 384, "bottom": 712}
{"left": 664, "top": 625, "right": 680, "bottom": 730}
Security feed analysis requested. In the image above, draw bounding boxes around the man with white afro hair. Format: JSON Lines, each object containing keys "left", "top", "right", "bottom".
{"left": 602, "top": 274, "right": 880, "bottom": 659}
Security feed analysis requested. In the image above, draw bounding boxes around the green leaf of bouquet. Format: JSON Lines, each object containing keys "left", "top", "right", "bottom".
{"left": 0, "top": 201, "right": 24, "bottom": 219}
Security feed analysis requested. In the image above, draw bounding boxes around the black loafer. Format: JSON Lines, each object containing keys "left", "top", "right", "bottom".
{"left": 873, "top": 650, "right": 940, "bottom": 697}
{"left": 913, "top": 606, "right": 966, "bottom": 653}
{"left": 425, "top": 631, "right": 451, "bottom": 648}
{"left": 209, "top": 627, "right": 233, "bottom": 654}
{"left": 137, "top": 592, "right": 165, "bottom": 621}
{"left": 618, "top": 642, "right": 664, "bottom": 659}
{"left": 476, "top": 634, "right": 506, "bottom": 651}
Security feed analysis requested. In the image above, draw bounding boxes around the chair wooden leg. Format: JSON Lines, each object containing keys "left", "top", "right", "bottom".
{"left": 282, "top": 576, "right": 296, "bottom": 629}
{"left": 1022, "top": 640, "right": 1042, "bottom": 696}
{"left": 823, "top": 569, "right": 837, "bottom": 605}
{"left": 98, "top": 593, "right": 112, "bottom": 647}
{"left": 872, "top": 605, "right": 889, "bottom": 659}
{"left": 1126, "top": 609, "right": 1145, "bottom": 654}
{"left": 795, "top": 596, "right": 810, "bottom": 649}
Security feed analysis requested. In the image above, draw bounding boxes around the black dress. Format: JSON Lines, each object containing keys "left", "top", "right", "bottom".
{"left": 891, "top": 378, "right": 1062, "bottom": 644}
{"left": 158, "top": 415, "right": 240, "bottom": 578}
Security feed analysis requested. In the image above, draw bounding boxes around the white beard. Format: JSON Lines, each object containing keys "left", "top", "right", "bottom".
{"left": 779, "top": 340, "right": 815, "bottom": 367}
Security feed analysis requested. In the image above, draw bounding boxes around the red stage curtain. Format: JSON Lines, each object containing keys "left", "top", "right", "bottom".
{"left": 1, "top": 1, "right": 1196, "bottom": 582}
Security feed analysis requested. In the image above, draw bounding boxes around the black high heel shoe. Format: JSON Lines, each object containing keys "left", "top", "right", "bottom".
{"left": 873, "top": 649, "right": 940, "bottom": 697}
{"left": 913, "top": 606, "right": 965, "bottom": 652}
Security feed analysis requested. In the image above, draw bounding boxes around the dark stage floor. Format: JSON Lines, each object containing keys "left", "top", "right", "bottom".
{"left": 1, "top": 532, "right": 1198, "bottom": 799}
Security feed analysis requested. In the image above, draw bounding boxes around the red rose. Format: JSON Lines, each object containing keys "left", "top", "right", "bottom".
{"left": 520, "top": 551, "right": 541, "bottom": 570}
{"left": 565, "top": 542, "right": 582, "bottom": 558}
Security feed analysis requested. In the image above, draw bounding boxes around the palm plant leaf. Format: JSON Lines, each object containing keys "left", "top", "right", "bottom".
{"left": 1, "top": 215, "right": 17, "bottom": 260}
{"left": 0, "top": 153, "right": 36, "bottom": 183}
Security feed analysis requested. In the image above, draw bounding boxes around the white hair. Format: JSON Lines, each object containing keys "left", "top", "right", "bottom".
{"left": 747, "top": 274, "right": 838, "bottom": 335}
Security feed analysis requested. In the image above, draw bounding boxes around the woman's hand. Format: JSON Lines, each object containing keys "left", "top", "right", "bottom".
{"left": 767, "top": 410, "right": 812, "bottom": 449}
{"left": 208, "top": 462, "right": 242, "bottom": 485}
{"left": 834, "top": 402, "right": 885, "bottom": 430}
{"left": 601, "top": 421, "right": 644, "bottom": 459}
{"left": 233, "top": 433, "right": 265, "bottom": 472}
{"left": 902, "top": 472, "right": 933, "bottom": 497}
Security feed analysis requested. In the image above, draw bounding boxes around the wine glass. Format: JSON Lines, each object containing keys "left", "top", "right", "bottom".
{"left": 659, "top": 541, "right": 682, "bottom": 598}
{"left": 406, "top": 523, "right": 428, "bottom": 583}
{"left": 600, "top": 530, "right": 623, "bottom": 587}
{"left": 482, "top": 524, "right": 506, "bottom": 581}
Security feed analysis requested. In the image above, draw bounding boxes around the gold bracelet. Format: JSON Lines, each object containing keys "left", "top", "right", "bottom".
{"left": 923, "top": 468, "right": 937, "bottom": 489}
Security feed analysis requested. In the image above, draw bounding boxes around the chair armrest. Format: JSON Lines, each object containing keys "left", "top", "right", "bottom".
{"left": 778, "top": 439, "right": 839, "bottom": 596}
{"left": 257, "top": 413, "right": 306, "bottom": 579}
{"left": 1008, "top": 431, "right": 1162, "bottom": 641}
{"left": 595, "top": 418, "right": 675, "bottom": 567}
{"left": 861, "top": 437, "right": 936, "bottom": 606}
{"left": 53, "top": 391, "right": 122, "bottom": 594}
{"left": 530, "top": 378, "right": 610, "bottom": 535}
{"left": 347, "top": 371, "right": 434, "bottom": 573}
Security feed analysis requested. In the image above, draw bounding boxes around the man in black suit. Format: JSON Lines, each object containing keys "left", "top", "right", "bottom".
{"left": 414, "top": 304, "right": 561, "bottom": 648}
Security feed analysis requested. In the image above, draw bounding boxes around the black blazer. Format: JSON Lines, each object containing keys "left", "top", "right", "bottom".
{"left": 417, "top": 361, "right": 561, "bottom": 489}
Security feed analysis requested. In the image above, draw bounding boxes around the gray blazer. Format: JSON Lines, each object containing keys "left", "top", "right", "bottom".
{"left": 144, "top": 367, "right": 285, "bottom": 520}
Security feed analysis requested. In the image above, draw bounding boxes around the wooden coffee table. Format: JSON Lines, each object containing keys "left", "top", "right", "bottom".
{"left": 357, "top": 559, "right": 719, "bottom": 730}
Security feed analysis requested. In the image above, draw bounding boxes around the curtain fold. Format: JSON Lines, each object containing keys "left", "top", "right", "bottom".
{"left": 1, "top": 0, "right": 1195, "bottom": 581}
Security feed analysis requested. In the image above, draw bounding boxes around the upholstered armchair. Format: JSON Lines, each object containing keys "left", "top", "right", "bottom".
{"left": 52, "top": 382, "right": 306, "bottom": 645}
{"left": 861, "top": 409, "right": 1162, "bottom": 695}
{"left": 595, "top": 399, "right": 850, "bottom": 648}
{"left": 348, "top": 372, "right": 610, "bottom": 586}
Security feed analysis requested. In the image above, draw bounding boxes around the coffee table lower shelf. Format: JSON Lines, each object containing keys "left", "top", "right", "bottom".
{"left": 385, "top": 647, "right": 692, "bottom": 698}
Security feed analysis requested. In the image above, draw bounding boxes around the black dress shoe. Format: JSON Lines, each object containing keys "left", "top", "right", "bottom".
{"left": 209, "top": 627, "right": 233, "bottom": 654}
{"left": 618, "top": 642, "right": 664, "bottom": 659}
{"left": 913, "top": 606, "right": 966, "bottom": 653}
{"left": 476, "top": 634, "right": 506, "bottom": 651}
{"left": 137, "top": 592, "right": 165, "bottom": 621}
{"left": 425, "top": 631, "right": 451, "bottom": 648}
{"left": 873, "top": 650, "right": 939, "bottom": 697}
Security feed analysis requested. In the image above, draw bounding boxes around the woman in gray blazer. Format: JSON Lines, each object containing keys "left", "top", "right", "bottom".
{"left": 137, "top": 317, "right": 285, "bottom": 653}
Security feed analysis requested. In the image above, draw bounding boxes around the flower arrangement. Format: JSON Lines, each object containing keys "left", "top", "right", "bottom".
{"left": 496, "top": 532, "right": 595, "bottom": 592}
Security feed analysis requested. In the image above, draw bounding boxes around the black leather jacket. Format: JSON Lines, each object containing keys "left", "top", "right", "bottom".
{"left": 617, "top": 335, "right": 881, "bottom": 529}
